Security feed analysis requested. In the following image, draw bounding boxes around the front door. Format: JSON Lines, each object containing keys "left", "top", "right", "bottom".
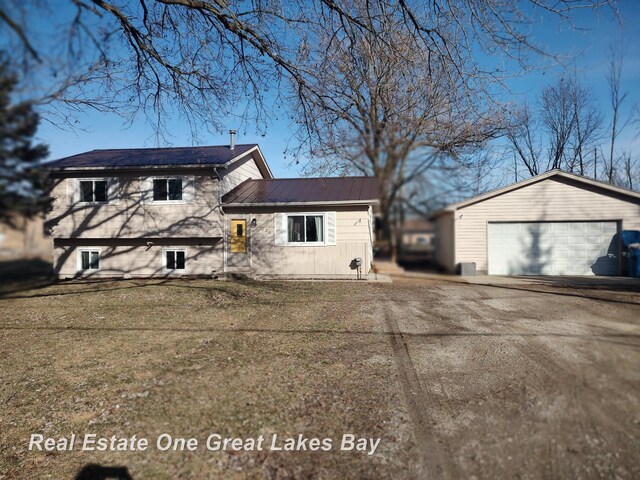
{"left": 230, "top": 219, "right": 247, "bottom": 253}
{"left": 228, "top": 219, "right": 250, "bottom": 269}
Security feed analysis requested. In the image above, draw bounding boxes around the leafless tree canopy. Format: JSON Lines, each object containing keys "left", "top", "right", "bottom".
{"left": 507, "top": 42, "right": 639, "bottom": 190}
{"left": 507, "top": 76, "right": 603, "bottom": 177}
{"left": 0, "top": 0, "right": 615, "bottom": 138}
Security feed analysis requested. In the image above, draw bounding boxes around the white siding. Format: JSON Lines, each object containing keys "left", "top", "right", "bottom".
{"left": 54, "top": 240, "right": 224, "bottom": 278}
{"left": 220, "top": 157, "right": 262, "bottom": 195}
{"left": 227, "top": 207, "right": 373, "bottom": 278}
{"left": 454, "top": 177, "right": 640, "bottom": 273}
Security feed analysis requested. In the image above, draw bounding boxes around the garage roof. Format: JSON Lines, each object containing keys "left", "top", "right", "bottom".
{"left": 222, "top": 177, "right": 380, "bottom": 206}
{"left": 432, "top": 169, "right": 640, "bottom": 217}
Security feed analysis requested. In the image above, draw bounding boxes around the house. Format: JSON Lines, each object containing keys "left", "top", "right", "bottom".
{"left": 432, "top": 170, "right": 640, "bottom": 276}
{"left": 400, "top": 219, "right": 434, "bottom": 256}
{"left": 0, "top": 213, "right": 52, "bottom": 261}
{"left": 45, "top": 138, "right": 379, "bottom": 279}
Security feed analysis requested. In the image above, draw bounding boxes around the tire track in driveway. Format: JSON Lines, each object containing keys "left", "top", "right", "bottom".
{"left": 384, "top": 301, "right": 458, "bottom": 480}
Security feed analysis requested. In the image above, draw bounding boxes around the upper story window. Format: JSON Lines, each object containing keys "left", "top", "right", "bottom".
{"left": 80, "top": 180, "right": 108, "bottom": 203}
{"left": 153, "top": 178, "right": 182, "bottom": 202}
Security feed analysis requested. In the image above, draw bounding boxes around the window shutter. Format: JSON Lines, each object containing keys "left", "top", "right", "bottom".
{"left": 274, "top": 213, "right": 287, "bottom": 246}
{"left": 182, "top": 176, "right": 195, "bottom": 202}
{"left": 326, "top": 212, "right": 337, "bottom": 245}
{"left": 108, "top": 177, "right": 120, "bottom": 204}
{"left": 140, "top": 177, "right": 152, "bottom": 203}
{"left": 67, "top": 179, "right": 79, "bottom": 206}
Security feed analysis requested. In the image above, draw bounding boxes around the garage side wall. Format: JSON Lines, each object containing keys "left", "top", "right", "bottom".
{"left": 433, "top": 212, "right": 455, "bottom": 273}
{"left": 455, "top": 177, "right": 640, "bottom": 273}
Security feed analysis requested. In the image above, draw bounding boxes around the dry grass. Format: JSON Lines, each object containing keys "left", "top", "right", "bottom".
{"left": 0, "top": 279, "right": 414, "bottom": 479}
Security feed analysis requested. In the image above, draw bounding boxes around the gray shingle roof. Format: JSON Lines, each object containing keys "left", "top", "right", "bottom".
{"left": 222, "top": 177, "right": 380, "bottom": 205}
{"left": 46, "top": 144, "right": 258, "bottom": 170}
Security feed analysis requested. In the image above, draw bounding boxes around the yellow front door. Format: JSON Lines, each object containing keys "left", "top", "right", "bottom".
{"left": 230, "top": 219, "right": 247, "bottom": 253}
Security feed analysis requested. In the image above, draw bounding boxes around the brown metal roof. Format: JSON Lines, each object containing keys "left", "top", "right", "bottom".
{"left": 46, "top": 144, "right": 258, "bottom": 170}
{"left": 222, "top": 177, "right": 380, "bottom": 205}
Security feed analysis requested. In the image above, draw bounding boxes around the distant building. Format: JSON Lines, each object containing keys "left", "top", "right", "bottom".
{"left": 400, "top": 218, "right": 434, "bottom": 259}
{"left": 0, "top": 214, "right": 53, "bottom": 261}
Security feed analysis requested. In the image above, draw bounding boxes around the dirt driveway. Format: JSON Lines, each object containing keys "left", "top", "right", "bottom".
{"left": 384, "top": 275, "right": 640, "bottom": 479}
{"left": 1, "top": 275, "right": 639, "bottom": 479}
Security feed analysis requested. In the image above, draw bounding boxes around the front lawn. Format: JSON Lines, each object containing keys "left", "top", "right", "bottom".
{"left": 0, "top": 279, "right": 413, "bottom": 479}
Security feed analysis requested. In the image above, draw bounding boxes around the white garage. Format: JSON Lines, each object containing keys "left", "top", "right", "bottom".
{"left": 432, "top": 170, "right": 640, "bottom": 276}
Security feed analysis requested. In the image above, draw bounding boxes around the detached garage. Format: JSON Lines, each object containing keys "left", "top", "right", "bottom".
{"left": 432, "top": 170, "right": 640, "bottom": 276}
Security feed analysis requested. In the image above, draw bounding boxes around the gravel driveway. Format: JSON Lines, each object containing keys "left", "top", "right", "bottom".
{"left": 380, "top": 275, "right": 640, "bottom": 479}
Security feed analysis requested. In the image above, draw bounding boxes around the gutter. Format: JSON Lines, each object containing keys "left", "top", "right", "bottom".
{"left": 222, "top": 200, "right": 381, "bottom": 208}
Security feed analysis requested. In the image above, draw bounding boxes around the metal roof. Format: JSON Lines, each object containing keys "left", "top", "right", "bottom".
{"left": 222, "top": 177, "right": 380, "bottom": 205}
{"left": 46, "top": 144, "right": 259, "bottom": 170}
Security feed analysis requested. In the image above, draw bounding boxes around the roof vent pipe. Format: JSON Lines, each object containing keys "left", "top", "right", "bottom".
{"left": 229, "top": 130, "right": 236, "bottom": 150}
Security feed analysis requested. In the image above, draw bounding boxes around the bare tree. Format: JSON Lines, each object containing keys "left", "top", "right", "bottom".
{"left": 507, "top": 75, "right": 602, "bottom": 177}
{"left": 604, "top": 43, "right": 632, "bottom": 184}
{"left": 506, "top": 102, "right": 544, "bottom": 176}
{"left": 0, "top": 0, "right": 616, "bottom": 139}
{"left": 541, "top": 78, "right": 577, "bottom": 170}
{"left": 568, "top": 74, "right": 603, "bottom": 174}
{"left": 291, "top": 3, "right": 505, "bottom": 255}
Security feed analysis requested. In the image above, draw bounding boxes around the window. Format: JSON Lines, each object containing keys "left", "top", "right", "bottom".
{"left": 79, "top": 250, "right": 100, "bottom": 271}
{"left": 287, "top": 214, "right": 324, "bottom": 243}
{"left": 153, "top": 178, "right": 182, "bottom": 201}
{"left": 80, "top": 180, "right": 108, "bottom": 203}
{"left": 164, "top": 249, "right": 186, "bottom": 271}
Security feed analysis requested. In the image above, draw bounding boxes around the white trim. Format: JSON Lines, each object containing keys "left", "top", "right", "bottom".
{"left": 224, "top": 200, "right": 379, "bottom": 207}
{"left": 222, "top": 145, "right": 273, "bottom": 180}
{"left": 162, "top": 248, "right": 188, "bottom": 273}
{"left": 77, "top": 248, "right": 101, "bottom": 272}
{"left": 77, "top": 178, "right": 110, "bottom": 205}
{"left": 149, "top": 176, "right": 192, "bottom": 204}
{"left": 283, "top": 212, "right": 328, "bottom": 247}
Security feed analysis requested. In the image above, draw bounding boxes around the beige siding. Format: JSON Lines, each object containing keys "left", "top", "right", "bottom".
{"left": 455, "top": 177, "right": 640, "bottom": 273}
{"left": 54, "top": 239, "right": 223, "bottom": 278}
{"left": 48, "top": 171, "right": 223, "bottom": 239}
{"left": 433, "top": 212, "right": 455, "bottom": 272}
{"left": 227, "top": 207, "right": 373, "bottom": 278}
{"left": 220, "top": 157, "right": 262, "bottom": 195}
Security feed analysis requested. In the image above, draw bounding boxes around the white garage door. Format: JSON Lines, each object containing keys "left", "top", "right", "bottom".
{"left": 487, "top": 221, "right": 620, "bottom": 276}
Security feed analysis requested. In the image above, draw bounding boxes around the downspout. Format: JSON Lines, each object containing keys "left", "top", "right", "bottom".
{"left": 215, "top": 165, "right": 229, "bottom": 274}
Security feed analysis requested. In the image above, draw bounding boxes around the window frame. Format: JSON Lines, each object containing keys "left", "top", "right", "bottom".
{"left": 78, "top": 179, "right": 109, "bottom": 204}
{"left": 77, "top": 248, "right": 101, "bottom": 272}
{"left": 151, "top": 176, "right": 185, "bottom": 203}
{"left": 163, "top": 248, "right": 188, "bottom": 273}
{"left": 284, "top": 212, "right": 327, "bottom": 247}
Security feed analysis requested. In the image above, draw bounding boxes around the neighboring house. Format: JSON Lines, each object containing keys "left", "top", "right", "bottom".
{"left": 45, "top": 139, "right": 379, "bottom": 279}
{"left": 400, "top": 219, "right": 434, "bottom": 256}
{"left": 432, "top": 169, "right": 640, "bottom": 276}
{"left": 0, "top": 213, "right": 52, "bottom": 261}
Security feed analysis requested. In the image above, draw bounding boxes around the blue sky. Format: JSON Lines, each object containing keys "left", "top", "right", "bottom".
{"left": 35, "top": 2, "right": 639, "bottom": 179}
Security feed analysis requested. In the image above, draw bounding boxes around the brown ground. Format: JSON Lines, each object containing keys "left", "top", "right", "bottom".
{"left": 1, "top": 275, "right": 639, "bottom": 479}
